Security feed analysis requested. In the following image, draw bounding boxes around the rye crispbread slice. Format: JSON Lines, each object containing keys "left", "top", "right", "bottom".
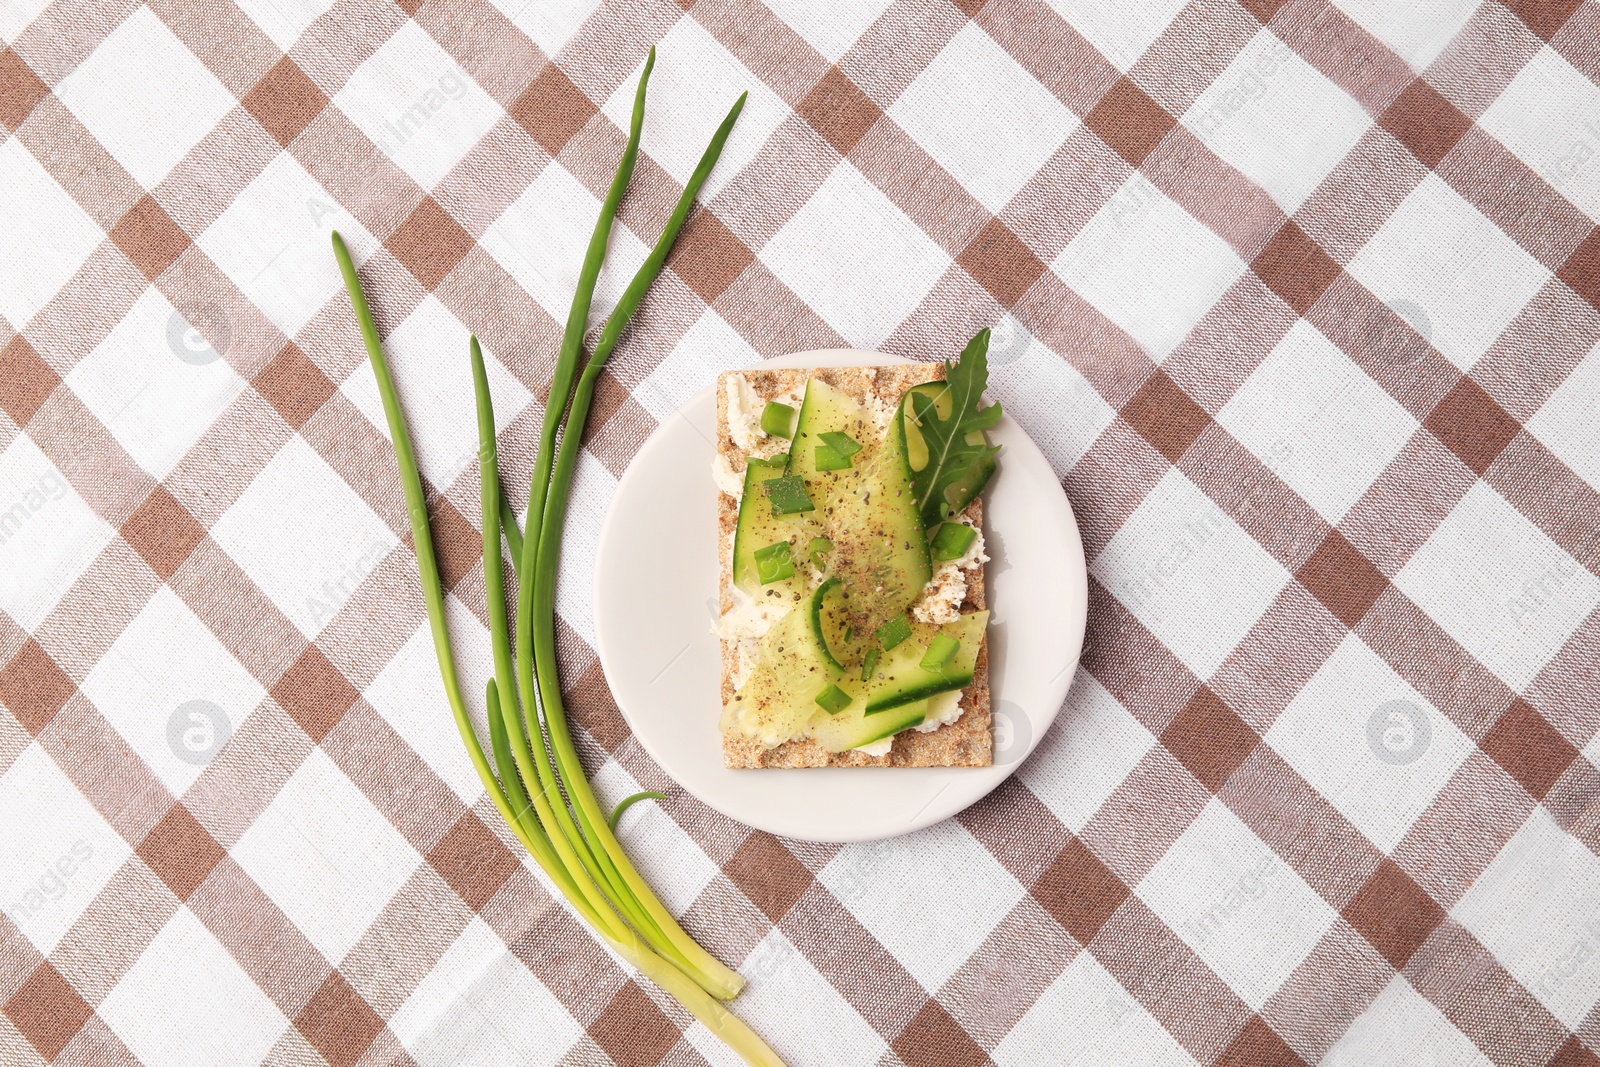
{"left": 716, "top": 364, "right": 992, "bottom": 769}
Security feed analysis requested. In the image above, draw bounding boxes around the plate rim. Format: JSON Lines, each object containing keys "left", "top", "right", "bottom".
{"left": 593, "top": 348, "right": 1088, "bottom": 842}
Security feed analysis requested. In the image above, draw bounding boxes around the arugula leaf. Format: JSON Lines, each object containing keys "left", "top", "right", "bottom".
{"left": 904, "top": 329, "right": 1002, "bottom": 527}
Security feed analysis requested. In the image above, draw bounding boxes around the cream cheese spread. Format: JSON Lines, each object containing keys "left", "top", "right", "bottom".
{"left": 714, "top": 584, "right": 793, "bottom": 688}
{"left": 863, "top": 390, "right": 898, "bottom": 434}
{"left": 713, "top": 453, "right": 744, "bottom": 498}
{"left": 910, "top": 520, "right": 987, "bottom": 625}
{"left": 724, "top": 373, "right": 766, "bottom": 452}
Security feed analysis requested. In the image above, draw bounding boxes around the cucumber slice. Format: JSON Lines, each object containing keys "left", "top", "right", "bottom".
{"left": 731, "top": 456, "right": 820, "bottom": 598}
{"left": 863, "top": 611, "right": 987, "bottom": 714}
{"left": 829, "top": 425, "right": 931, "bottom": 636}
{"left": 720, "top": 601, "right": 839, "bottom": 747}
{"left": 788, "top": 377, "right": 930, "bottom": 636}
{"left": 789, "top": 378, "right": 874, "bottom": 489}
{"left": 809, "top": 576, "right": 872, "bottom": 673}
{"left": 809, "top": 589, "right": 986, "bottom": 717}
{"left": 810, "top": 696, "right": 927, "bottom": 753}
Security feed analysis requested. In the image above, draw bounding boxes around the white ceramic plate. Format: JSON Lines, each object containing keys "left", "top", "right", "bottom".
{"left": 593, "top": 350, "right": 1087, "bottom": 842}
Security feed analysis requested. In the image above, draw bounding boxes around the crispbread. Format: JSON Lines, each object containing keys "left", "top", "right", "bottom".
{"left": 716, "top": 365, "right": 992, "bottom": 769}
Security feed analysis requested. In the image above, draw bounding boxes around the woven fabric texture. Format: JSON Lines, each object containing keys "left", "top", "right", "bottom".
{"left": 3, "top": 0, "right": 1600, "bottom": 1065}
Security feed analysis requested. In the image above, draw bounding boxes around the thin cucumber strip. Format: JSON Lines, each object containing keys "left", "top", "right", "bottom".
{"left": 607, "top": 790, "right": 666, "bottom": 831}
{"left": 330, "top": 232, "right": 627, "bottom": 946}
{"left": 531, "top": 92, "right": 749, "bottom": 1003}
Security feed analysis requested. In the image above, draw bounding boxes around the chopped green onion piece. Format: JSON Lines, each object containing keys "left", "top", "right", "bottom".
{"left": 815, "top": 683, "right": 852, "bottom": 714}
{"left": 860, "top": 647, "right": 880, "bottom": 682}
{"left": 814, "top": 444, "right": 852, "bottom": 471}
{"left": 761, "top": 401, "right": 796, "bottom": 438}
{"left": 753, "top": 540, "right": 794, "bottom": 584}
{"left": 809, "top": 536, "right": 832, "bottom": 566}
{"left": 876, "top": 614, "right": 912, "bottom": 650}
{"left": 763, "top": 475, "right": 815, "bottom": 514}
{"left": 930, "top": 521, "right": 978, "bottom": 562}
{"left": 817, "top": 431, "right": 861, "bottom": 458}
{"left": 921, "top": 633, "right": 960, "bottom": 671}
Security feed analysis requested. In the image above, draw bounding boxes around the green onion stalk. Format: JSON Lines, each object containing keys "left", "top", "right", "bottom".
{"left": 332, "top": 50, "right": 782, "bottom": 1067}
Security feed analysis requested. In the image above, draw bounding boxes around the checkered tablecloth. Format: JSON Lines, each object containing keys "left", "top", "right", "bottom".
{"left": 3, "top": 0, "right": 1600, "bottom": 1064}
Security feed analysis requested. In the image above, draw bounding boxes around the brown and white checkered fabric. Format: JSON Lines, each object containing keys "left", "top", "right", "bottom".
{"left": 3, "top": 0, "right": 1600, "bottom": 1064}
